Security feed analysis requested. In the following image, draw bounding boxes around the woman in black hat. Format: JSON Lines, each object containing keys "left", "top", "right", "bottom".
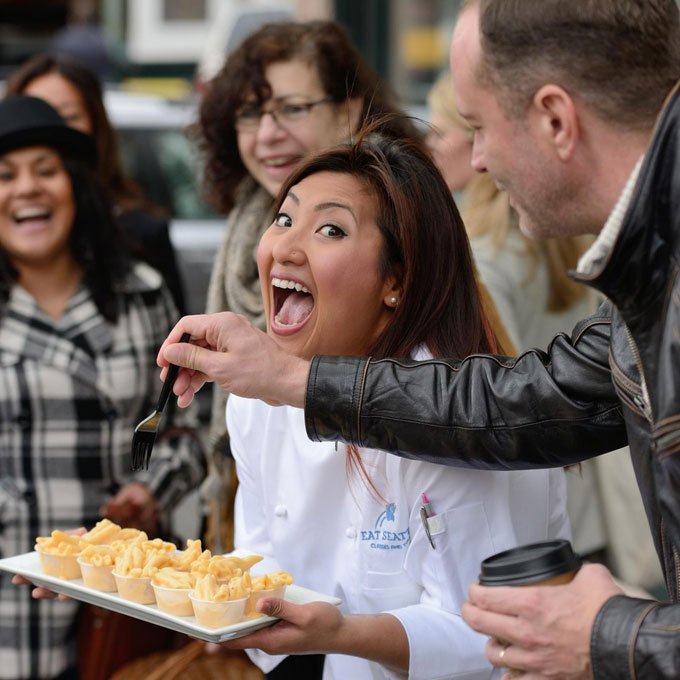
{"left": 6, "top": 53, "right": 187, "bottom": 316}
{"left": 0, "top": 96, "right": 205, "bottom": 680}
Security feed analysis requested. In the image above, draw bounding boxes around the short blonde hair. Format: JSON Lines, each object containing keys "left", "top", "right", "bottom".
{"left": 427, "top": 71, "right": 468, "bottom": 130}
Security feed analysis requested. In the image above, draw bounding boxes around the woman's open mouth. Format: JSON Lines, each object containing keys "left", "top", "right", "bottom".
{"left": 262, "top": 156, "right": 302, "bottom": 180}
{"left": 271, "top": 277, "right": 314, "bottom": 335}
{"left": 12, "top": 205, "right": 52, "bottom": 231}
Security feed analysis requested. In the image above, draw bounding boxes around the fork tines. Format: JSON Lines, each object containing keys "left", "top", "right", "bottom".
{"left": 131, "top": 433, "right": 156, "bottom": 472}
{"left": 131, "top": 411, "right": 162, "bottom": 471}
{"left": 130, "top": 333, "right": 190, "bottom": 471}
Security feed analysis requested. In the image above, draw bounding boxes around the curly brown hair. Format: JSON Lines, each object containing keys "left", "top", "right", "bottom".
{"left": 195, "top": 20, "right": 421, "bottom": 214}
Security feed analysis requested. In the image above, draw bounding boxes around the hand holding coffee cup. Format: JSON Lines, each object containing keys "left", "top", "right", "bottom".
{"left": 478, "top": 539, "right": 582, "bottom": 676}
{"left": 464, "top": 544, "right": 622, "bottom": 678}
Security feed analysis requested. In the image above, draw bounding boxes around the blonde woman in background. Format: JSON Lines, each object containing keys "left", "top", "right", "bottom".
{"left": 426, "top": 71, "right": 664, "bottom": 592}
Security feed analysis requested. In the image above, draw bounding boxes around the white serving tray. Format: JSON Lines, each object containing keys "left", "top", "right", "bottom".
{"left": 0, "top": 551, "right": 342, "bottom": 643}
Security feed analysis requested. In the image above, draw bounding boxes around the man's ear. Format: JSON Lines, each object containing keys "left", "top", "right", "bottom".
{"left": 531, "top": 84, "right": 579, "bottom": 161}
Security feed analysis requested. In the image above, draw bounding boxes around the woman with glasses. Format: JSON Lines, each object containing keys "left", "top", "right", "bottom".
{"left": 195, "top": 20, "right": 419, "bottom": 542}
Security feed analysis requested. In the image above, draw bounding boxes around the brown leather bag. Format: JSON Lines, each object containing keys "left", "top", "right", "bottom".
{"left": 77, "top": 604, "right": 180, "bottom": 680}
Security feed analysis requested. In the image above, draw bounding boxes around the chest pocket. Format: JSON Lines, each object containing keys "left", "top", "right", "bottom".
{"left": 363, "top": 569, "right": 422, "bottom": 613}
{"left": 407, "top": 501, "right": 495, "bottom": 612}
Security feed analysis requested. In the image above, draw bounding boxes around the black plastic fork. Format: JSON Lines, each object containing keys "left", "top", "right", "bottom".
{"left": 131, "top": 333, "right": 191, "bottom": 471}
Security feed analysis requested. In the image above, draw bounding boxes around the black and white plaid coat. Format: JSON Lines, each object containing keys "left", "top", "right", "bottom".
{"left": 0, "top": 262, "right": 206, "bottom": 679}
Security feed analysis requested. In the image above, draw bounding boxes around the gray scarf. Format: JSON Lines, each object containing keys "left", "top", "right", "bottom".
{"left": 206, "top": 177, "right": 273, "bottom": 323}
{"left": 205, "top": 177, "right": 274, "bottom": 452}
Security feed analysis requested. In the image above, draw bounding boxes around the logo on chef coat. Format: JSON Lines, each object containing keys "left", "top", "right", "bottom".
{"left": 375, "top": 502, "right": 396, "bottom": 528}
{"left": 360, "top": 503, "right": 410, "bottom": 550}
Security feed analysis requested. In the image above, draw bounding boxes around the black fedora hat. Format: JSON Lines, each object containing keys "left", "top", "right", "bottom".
{"left": 0, "top": 96, "right": 96, "bottom": 163}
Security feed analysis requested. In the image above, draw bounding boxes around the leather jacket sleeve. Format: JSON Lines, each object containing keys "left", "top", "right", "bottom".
{"left": 592, "top": 595, "right": 680, "bottom": 679}
{"left": 305, "top": 300, "right": 628, "bottom": 469}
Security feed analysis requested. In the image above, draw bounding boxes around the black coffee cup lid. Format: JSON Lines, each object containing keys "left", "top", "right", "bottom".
{"left": 479, "top": 539, "right": 582, "bottom": 586}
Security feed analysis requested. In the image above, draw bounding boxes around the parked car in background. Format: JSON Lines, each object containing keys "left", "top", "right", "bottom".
{"left": 104, "top": 88, "right": 224, "bottom": 317}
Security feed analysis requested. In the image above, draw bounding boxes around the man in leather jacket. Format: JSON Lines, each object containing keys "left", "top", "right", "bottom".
{"left": 159, "top": 1, "right": 680, "bottom": 677}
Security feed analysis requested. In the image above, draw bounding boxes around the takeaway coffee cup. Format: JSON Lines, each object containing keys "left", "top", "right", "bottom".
{"left": 479, "top": 539, "right": 582, "bottom": 587}
{"left": 479, "top": 540, "right": 582, "bottom": 676}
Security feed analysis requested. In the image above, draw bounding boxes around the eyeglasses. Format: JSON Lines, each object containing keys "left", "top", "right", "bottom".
{"left": 235, "top": 96, "right": 334, "bottom": 132}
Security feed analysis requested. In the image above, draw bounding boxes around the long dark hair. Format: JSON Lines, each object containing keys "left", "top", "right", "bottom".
{"left": 6, "top": 53, "right": 145, "bottom": 211}
{"left": 196, "top": 20, "right": 421, "bottom": 214}
{"left": 0, "top": 150, "right": 131, "bottom": 322}
{"left": 274, "top": 126, "right": 495, "bottom": 361}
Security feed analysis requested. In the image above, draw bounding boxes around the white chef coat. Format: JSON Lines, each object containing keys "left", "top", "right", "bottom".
{"left": 228, "top": 396, "right": 571, "bottom": 680}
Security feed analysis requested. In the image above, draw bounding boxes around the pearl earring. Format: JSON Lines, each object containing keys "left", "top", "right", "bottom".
{"left": 389, "top": 296, "right": 398, "bottom": 305}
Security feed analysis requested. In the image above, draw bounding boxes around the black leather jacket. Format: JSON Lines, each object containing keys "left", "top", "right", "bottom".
{"left": 303, "top": 86, "right": 680, "bottom": 679}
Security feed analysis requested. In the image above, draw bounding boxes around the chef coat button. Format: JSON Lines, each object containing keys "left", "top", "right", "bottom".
{"left": 345, "top": 527, "right": 356, "bottom": 539}
{"left": 274, "top": 505, "right": 287, "bottom": 518}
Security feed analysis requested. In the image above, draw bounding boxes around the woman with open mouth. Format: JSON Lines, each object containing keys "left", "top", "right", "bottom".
{"left": 209, "top": 130, "right": 572, "bottom": 679}
{"left": 6, "top": 53, "right": 187, "bottom": 317}
{"left": 195, "top": 22, "right": 422, "bottom": 554}
{"left": 0, "top": 96, "right": 204, "bottom": 680}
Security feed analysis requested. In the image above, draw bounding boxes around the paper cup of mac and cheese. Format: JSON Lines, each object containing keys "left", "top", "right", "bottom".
{"left": 81, "top": 518, "right": 123, "bottom": 545}
{"left": 246, "top": 572, "right": 293, "bottom": 615}
{"left": 189, "top": 593, "right": 248, "bottom": 628}
{"left": 247, "top": 585, "right": 287, "bottom": 615}
{"left": 34, "top": 531, "right": 86, "bottom": 580}
{"left": 152, "top": 583, "right": 193, "bottom": 616}
{"left": 77, "top": 545, "right": 117, "bottom": 591}
{"left": 36, "top": 547, "right": 82, "bottom": 580}
{"left": 151, "top": 568, "right": 195, "bottom": 616}
{"left": 113, "top": 571, "right": 155, "bottom": 604}
{"left": 78, "top": 559, "right": 116, "bottom": 591}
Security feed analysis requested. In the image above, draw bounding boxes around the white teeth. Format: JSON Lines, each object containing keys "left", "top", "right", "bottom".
{"left": 14, "top": 206, "right": 50, "bottom": 220}
{"left": 272, "top": 278, "right": 310, "bottom": 294}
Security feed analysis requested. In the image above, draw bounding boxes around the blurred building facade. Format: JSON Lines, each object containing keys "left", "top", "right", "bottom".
{"left": 0, "top": 0, "right": 463, "bottom": 106}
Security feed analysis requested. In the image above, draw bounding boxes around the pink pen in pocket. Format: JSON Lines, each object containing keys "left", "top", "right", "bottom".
{"left": 420, "top": 493, "right": 447, "bottom": 550}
